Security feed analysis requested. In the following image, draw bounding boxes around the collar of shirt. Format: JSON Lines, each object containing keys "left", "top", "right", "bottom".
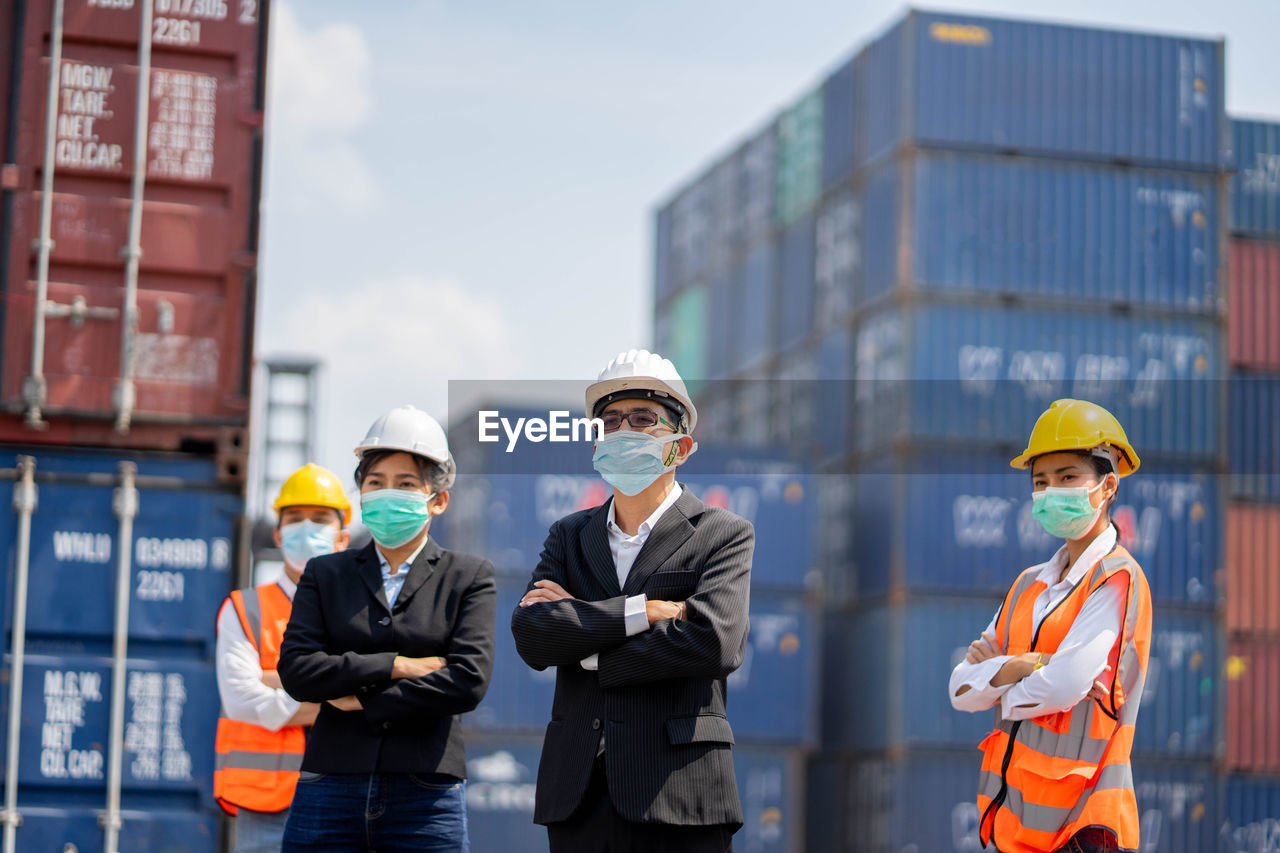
{"left": 1034, "top": 524, "right": 1119, "bottom": 593}
{"left": 276, "top": 573, "right": 297, "bottom": 601}
{"left": 606, "top": 483, "right": 682, "bottom": 547}
{"left": 375, "top": 537, "right": 430, "bottom": 579}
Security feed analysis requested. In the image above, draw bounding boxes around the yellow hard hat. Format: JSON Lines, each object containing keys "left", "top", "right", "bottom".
{"left": 274, "top": 463, "right": 352, "bottom": 524}
{"left": 1010, "top": 399, "right": 1140, "bottom": 477}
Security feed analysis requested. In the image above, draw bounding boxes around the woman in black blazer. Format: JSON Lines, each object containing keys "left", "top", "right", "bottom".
{"left": 278, "top": 405, "right": 496, "bottom": 852}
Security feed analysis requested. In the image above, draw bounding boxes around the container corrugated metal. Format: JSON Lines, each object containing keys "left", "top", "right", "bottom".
{"left": 776, "top": 215, "right": 815, "bottom": 354}
{"left": 655, "top": 283, "right": 709, "bottom": 381}
{"left": 813, "top": 327, "right": 853, "bottom": 463}
{"left": 1226, "top": 503, "right": 1280, "bottom": 635}
{"left": 463, "top": 733, "right": 803, "bottom": 853}
{"left": 821, "top": 58, "right": 856, "bottom": 191}
{"left": 732, "top": 243, "right": 775, "bottom": 372}
{"left": 822, "top": 600, "right": 1218, "bottom": 756}
{"left": 775, "top": 87, "right": 822, "bottom": 226}
{"left": 857, "top": 11, "right": 1225, "bottom": 171}
{"left": 0, "top": 0, "right": 267, "bottom": 452}
{"left": 477, "top": 581, "right": 817, "bottom": 744}
{"left": 851, "top": 449, "right": 1220, "bottom": 603}
{"left": 1229, "top": 118, "right": 1280, "bottom": 237}
{"left": 653, "top": 203, "right": 675, "bottom": 305}
{"left": 667, "top": 178, "right": 712, "bottom": 295}
{"left": 1228, "top": 371, "right": 1280, "bottom": 502}
{"left": 861, "top": 151, "right": 1222, "bottom": 313}
{"left": 853, "top": 303, "right": 1223, "bottom": 460}
{"left": 830, "top": 750, "right": 1218, "bottom": 853}
{"left": 1229, "top": 239, "right": 1280, "bottom": 371}
{"left": 1221, "top": 774, "right": 1280, "bottom": 852}
{"left": 1226, "top": 637, "right": 1280, "bottom": 773}
{"left": 813, "top": 189, "right": 860, "bottom": 334}
{"left": 708, "top": 270, "right": 736, "bottom": 380}
{"left": 0, "top": 446, "right": 238, "bottom": 850}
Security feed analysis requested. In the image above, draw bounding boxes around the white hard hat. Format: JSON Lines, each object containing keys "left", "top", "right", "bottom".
{"left": 584, "top": 349, "right": 697, "bottom": 433}
{"left": 353, "top": 405, "right": 457, "bottom": 489}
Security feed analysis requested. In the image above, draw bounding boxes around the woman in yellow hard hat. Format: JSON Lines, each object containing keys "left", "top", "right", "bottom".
{"left": 948, "top": 399, "right": 1154, "bottom": 853}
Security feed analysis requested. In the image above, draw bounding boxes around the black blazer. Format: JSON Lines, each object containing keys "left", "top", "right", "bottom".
{"left": 510, "top": 487, "right": 754, "bottom": 828}
{"left": 279, "top": 539, "right": 496, "bottom": 778}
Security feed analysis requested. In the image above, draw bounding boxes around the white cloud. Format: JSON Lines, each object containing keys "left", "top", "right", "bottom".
{"left": 278, "top": 275, "right": 519, "bottom": 476}
{"left": 266, "top": 2, "right": 377, "bottom": 209}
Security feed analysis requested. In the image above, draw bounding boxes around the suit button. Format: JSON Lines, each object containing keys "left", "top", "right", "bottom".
{"left": 378, "top": 616, "right": 391, "bottom": 626}
{"left": 592, "top": 718, "right": 601, "bottom": 730}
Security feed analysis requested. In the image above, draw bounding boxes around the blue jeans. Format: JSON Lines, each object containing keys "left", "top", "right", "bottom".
{"left": 282, "top": 772, "right": 469, "bottom": 852}
{"left": 236, "top": 807, "right": 289, "bottom": 853}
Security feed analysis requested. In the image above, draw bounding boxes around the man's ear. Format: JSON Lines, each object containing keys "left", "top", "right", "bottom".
{"left": 429, "top": 490, "right": 451, "bottom": 515}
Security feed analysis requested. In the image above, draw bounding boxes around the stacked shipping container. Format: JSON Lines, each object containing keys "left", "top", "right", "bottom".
{"left": 432, "top": 416, "right": 818, "bottom": 852}
{"left": 0, "top": 0, "right": 268, "bottom": 848}
{"left": 652, "top": 9, "right": 1246, "bottom": 851}
{"left": 1222, "top": 116, "right": 1280, "bottom": 844}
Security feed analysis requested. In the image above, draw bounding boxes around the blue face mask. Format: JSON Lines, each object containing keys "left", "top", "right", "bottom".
{"left": 280, "top": 520, "right": 340, "bottom": 571}
{"left": 361, "top": 489, "right": 434, "bottom": 548}
{"left": 592, "top": 431, "right": 693, "bottom": 497}
{"left": 1031, "top": 480, "right": 1106, "bottom": 540}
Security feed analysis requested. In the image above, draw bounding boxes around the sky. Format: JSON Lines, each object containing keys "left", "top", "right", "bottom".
{"left": 249, "top": 0, "right": 1280, "bottom": 514}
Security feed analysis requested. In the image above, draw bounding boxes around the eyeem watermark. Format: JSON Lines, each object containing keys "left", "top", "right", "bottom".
{"left": 478, "top": 411, "right": 604, "bottom": 453}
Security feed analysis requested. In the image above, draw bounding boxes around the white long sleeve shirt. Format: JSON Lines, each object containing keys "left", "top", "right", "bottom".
{"left": 215, "top": 575, "right": 302, "bottom": 732}
{"left": 949, "top": 526, "right": 1124, "bottom": 722}
{"left": 579, "top": 484, "right": 683, "bottom": 670}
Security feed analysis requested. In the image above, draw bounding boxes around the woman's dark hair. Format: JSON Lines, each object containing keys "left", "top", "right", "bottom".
{"left": 354, "top": 450, "right": 448, "bottom": 494}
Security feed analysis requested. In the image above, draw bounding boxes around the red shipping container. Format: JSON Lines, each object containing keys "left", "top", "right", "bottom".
{"left": 1226, "top": 637, "right": 1280, "bottom": 773}
{"left": 1226, "top": 502, "right": 1280, "bottom": 635}
{"left": 0, "top": 0, "right": 267, "bottom": 464}
{"left": 1229, "top": 239, "right": 1280, "bottom": 371}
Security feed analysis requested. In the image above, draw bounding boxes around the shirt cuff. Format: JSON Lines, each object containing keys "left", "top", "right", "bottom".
{"left": 623, "top": 594, "right": 649, "bottom": 637}
{"left": 580, "top": 654, "right": 599, "bottom": 671}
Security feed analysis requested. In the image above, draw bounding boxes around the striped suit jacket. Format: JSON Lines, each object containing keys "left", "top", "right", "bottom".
{"left": 510, "top": 486, "right": 754, "bottom": 828}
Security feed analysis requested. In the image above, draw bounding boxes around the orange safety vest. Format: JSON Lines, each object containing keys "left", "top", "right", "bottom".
{"left": 213, "top": 583, "right": 307, "bottom": 815}
{"left": 976, "top": 545, "right": 1152, "bottom": 853}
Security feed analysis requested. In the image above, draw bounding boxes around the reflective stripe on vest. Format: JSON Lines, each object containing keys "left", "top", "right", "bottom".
{"left": 977, "top": 545, "right": 1152, "bottom": 853}
{"left": 214, "top": 582, "right": 307, "bottom": 815}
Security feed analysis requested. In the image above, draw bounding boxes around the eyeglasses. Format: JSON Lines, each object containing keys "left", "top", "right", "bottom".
{"left": 599, "top": 410, "right": 675, "bottom": 432}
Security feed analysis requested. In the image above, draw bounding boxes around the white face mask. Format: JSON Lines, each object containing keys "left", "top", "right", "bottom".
{"left": 280, "top": 519, "right": 341, "bottom": 571}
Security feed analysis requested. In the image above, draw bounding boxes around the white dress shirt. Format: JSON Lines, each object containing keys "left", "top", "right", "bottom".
{"left": 375, "top": 536, "right": 430, "bottom": 607}
{"left": 580, "top": 484, "right": 684, "bottom": 670}
{"left": 215, "top": 574, "right": 301, "bottom": 732}
{"left": 949, "top": 525, "right": 1124, "bottom": 721}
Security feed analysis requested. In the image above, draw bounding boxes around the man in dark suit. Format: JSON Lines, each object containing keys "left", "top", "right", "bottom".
{"left": 279, "top": 405, "right": 496, "bottom": 852}
{"left": 512, "top": 350, "right": 754, "bottom": 853}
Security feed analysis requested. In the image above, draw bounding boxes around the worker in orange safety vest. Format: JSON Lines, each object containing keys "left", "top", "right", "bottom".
{"left": 215, "top": 464, "right": 351, "bottom": 853}
{"left": 949, "top": 399, "right": 1153, "bottom": 853}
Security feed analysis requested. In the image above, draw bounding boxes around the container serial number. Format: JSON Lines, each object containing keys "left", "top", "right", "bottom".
{"left": 154, "top": 18, "right": 202, "bottom": 46}
{"left": 136, "top": 570, "right": 185, "bottom": 602}
{"left": 156, "top": 0, "right": 228, "bottom": 19}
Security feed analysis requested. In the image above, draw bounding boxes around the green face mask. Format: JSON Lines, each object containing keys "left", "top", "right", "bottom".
{"left": 361, "top": 489, "right": 433, "bottom": 548}
{"left": 1030, "top": 481, "right": 1105, "bottom": 540}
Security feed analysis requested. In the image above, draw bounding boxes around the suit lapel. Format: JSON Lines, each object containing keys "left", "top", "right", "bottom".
{"left": 356, "top": 543, "right": 391, "bottom": 613}
{"left": 392, "top": 538, "right": 442, "bottom": 612}
{"left": 580, "top": 501, "right": 623, "bottom": 597}
{"left": 622, "top": 487, "right": 703, "bottom": 596}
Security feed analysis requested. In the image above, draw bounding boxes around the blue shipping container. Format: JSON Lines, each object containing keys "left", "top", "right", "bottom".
{"left": 813, "top": 189, "right": 860, "bottom": 334}
{"left": 852, "top": 303, "right": 1224, "bottom": 460}
{"left": 1229, "top": 118, "right": 1280, "bottom": 237}
{"left": 860, "top": 151, "right": 1223, "bottom": 313}
{"left": 477, "top": 581, "right": 817, "bottom": 745}
{"left": 464, "top": 733, "right": 801, "bottom": 853}
{"left": 821, "top": 57, "right": 857, "bottom": 191}
{"left": 1222, "top": 775, "right": 1280, "bottom": 852}
{"left": 835, "top": 750, "right": 1218, "bottom": 853}
{"left": 0, "top": 447, "right": 239, "bottom": 851}
{"left": 823, "top": 600, "right": 1218, "bottom": 756}
{"left": 857, "top": 11, "right": 1225, "bottom": 171}
{"left": 734, "top": 242, "right": 775, "bottom": 371}
{"left": 776, "top": 215, "right": 816, "bottom": 354}
{"left": 1228, "top": 371, "right": 1280, "bottom": 501}
{"left": 851, "top": 449, "right": 1220, "bottom": 603}
{"left": 437, "top": 442, "right": 816, "bottom": 591}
